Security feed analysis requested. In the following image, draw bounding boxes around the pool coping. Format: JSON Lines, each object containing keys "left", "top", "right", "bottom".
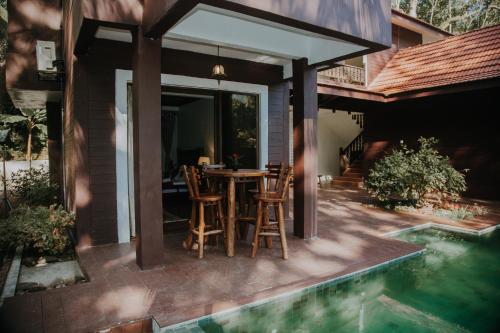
{"left": 154, "top": 248, "right": 426, "bottom": 332}
{"left": 156, "top": 221, "right": 500, "bottom": 332}
{"left": 384, "top": 222, "right": 500, "bottom": 238}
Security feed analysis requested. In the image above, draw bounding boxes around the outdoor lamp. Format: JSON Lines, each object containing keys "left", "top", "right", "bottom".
{"left": 198, "top": 156, "right": 210, "bottom": 165}
{"left": 211, "top": 45, "right": 227, "bottom": 84}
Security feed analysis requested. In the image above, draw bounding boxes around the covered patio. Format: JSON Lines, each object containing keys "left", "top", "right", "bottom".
{"left": 2, "top": 186, "right": 499, "bottom": 332}
{"left": 58, "top": 0, "right": 395, "bottom": 269}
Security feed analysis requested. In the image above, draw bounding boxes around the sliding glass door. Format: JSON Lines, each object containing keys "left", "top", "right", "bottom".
{"left": 220, "top": 93, "right": 258, "bottom": 169}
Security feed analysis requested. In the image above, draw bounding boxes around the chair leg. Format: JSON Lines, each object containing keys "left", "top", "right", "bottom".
{"left": 198, "top": 203, "right": 205, "bottom": 259}
{"left": 187, "top": 202, "right": 196, "bottom": 251}
{"left": 217, "top": 201, "right": 227, "bottom": 249}
{"left": 251, "top": 201, "right": 263, "bottom": 258}
{"left": 263, "top": 204, "right": 273, "bottom": 248}
{"left": 278, "top": 203, "right": 288, "bottom": 260}
{"left": 242, "top": 218, "right": 250, "bottom": 240}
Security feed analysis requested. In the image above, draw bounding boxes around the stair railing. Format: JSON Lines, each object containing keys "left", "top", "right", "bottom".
{"left": 340, "top": 131, "right": 364, "bottom": 166}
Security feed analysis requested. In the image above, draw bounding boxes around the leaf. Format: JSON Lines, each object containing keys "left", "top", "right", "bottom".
{"left": 0, "top": 114, "right": 27, "bottom": 123}
{"left": 20, "top": 108, "right": 36, "bottom": 117}
{"left": 35, "top": 124, "right": 48, "bottom": 135}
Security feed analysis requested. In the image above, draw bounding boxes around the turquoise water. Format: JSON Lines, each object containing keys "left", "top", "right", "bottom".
{"left": 167, "top": 229, "right": 500, "bottom": 333}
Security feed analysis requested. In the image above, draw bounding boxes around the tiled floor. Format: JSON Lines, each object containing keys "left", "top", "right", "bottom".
{"left": 1, "top": 187, "right": 498, "bottom": 332}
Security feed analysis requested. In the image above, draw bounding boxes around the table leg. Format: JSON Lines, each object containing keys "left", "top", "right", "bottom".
{"left": 227, "top": 177, "right": 236, "bottom": 257}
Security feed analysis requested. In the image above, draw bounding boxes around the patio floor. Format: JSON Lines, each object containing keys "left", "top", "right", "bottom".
{"left": 1, "top": 186, "right": 499, "bottom": 332}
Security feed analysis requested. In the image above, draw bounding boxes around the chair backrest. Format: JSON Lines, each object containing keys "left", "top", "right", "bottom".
{"left": 266, "top": 162, "right": 284, "bottom": 191}
{"left": 182, "top": 165, "right": 201, "bottom": 198}
{"left": 277, "top": 166, "right": 293, "bottom": 201}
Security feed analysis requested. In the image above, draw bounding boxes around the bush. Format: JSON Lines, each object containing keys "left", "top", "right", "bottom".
{"left": 0, "top": 205, "right": 75, "bottom": 256}
{"left": 9, "top": 165, "right": 59, "bottom": 206}
{"left": 365, "top": 137, "right": 467, "bottom": 207}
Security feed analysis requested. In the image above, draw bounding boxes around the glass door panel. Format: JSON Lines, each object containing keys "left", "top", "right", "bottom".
{"left": 220, "top": 93, "right": 258, "bottom": 169}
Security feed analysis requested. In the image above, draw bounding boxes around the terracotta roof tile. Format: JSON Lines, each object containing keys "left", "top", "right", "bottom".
{"left": 368, "top": 24, "right": 500, "bottom": 95}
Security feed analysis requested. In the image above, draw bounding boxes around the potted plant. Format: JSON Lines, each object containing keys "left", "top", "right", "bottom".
{"left": 227, "top": 153, "right": 243, "bottom": 171}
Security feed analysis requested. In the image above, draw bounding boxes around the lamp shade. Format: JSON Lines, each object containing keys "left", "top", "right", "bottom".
{"left": 198, "top": 156, "right": 211, "bottom": 165}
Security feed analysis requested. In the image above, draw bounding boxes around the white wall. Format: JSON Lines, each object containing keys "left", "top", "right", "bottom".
{"left": 2, "top": 160, "right": 49, "bottom": 180}
{"left": 317, "top": 110, "right": 363, "bottom": 177}
{"left": 177, "top": 99, "right": 215, "bottom": 163}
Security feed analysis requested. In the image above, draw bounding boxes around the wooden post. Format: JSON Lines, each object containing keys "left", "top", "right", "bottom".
{"left": 46, "top": 102, "right": 63, "bottom": 192}
{"left": 132, "top": 27, "right": 164, "bottom": 269}
{"left": 292, "top": 58, "right": 318, "bottom": 239}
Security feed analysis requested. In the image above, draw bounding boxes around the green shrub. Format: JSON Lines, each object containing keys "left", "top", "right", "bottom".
{"left": 9, "top": 165, "right": 59, "bottom": 206}
{"left": 0, "top": 205, "right": 75, "bottom": 255}
{"left": 365, "top": 137, "right": 467, "bottom": 207}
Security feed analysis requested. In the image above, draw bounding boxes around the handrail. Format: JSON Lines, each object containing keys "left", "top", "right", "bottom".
{"left": 319, "top": 64, "right": 366, "bottom": 86}
{"left": 341, "top": 131, "right": 364, "bottom": 165}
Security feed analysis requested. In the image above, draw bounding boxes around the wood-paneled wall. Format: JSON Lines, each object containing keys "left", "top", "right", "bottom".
{"left": 364, "top": 86, "right": 500, "bottom": 200}
{"left": 64, "top": 39, "right": 288, "bottom": 245}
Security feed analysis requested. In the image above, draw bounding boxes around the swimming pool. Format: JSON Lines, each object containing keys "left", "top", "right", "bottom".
{"left": 164, "top": 229, "right": 500, "bottom": 333}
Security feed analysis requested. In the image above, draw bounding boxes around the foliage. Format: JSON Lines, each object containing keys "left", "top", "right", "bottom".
{"left": 365, "top": 137, "right": 467, "bottom": 207}
{"left": 0, "top": 205, "right": 75, "bottom": 256}
{"left": 227, "top": 94, "right": 257, "bottom": 168}
{"left": 0, "top": 109, "right": 47, "bottom": 162}
{"left": 392, "top": 0, "right": 500, "bottom": 34}
{"left": 9, "top": 165, "right": 59, "bottom": 206}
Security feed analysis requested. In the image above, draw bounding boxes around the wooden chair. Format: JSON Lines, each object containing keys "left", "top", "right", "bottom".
{"left": 240, "top": 163, "right": 284, "bottom": 239}
{"left": 182, "top": 165, "right": 226, "bottom": 259}
{"left": 251, "top": 166, "right": 293, "bottom": 259}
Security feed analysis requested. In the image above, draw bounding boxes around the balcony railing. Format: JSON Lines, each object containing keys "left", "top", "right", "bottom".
{"left": 319, "top": 64, "right": 366, "bottom": 86}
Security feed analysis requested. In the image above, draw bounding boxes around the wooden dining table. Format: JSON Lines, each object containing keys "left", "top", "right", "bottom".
{"left": 204, "top": 169, "right": 268, "bottom": 257}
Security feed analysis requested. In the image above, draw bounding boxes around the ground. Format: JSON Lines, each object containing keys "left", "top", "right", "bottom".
{"left": 0, "top": 186, "right": 498, "bottom": 332}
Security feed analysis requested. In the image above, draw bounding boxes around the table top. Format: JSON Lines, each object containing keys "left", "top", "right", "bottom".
{"left": 205, "top": 169, "right": 269, "bottom": 178}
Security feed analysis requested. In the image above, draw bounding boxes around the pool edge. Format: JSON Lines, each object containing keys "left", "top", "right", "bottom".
{"left": 384, "top": 222, "right": 500, "bottom": 238}
{"left": 154, "top": 247, "right": 426, "bottom": 332}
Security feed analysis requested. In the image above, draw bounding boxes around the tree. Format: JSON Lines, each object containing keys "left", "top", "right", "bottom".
{"left": 410, "top": 0, "right": 419, "bottom": 17}
{"left": 392, "top": 0, "right": 500, "bottom": 34}
{"left": 0, "top": 109, "right": 47, "bottom": 166}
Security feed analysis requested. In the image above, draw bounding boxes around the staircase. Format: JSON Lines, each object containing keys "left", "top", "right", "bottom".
{"left": 332, "top": 159, "right": 364, "bottom": 188}
{"left": 332, "top": 130, "right": 364, "bottom": 188}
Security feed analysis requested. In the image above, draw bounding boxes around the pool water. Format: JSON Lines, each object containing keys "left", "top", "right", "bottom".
{"left": 167, "top": 229, "right": 500, "bottom": 333}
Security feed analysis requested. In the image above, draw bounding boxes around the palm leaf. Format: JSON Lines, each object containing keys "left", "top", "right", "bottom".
{"left": 20, "top": 109, "right": 36, "bottom": 117}
{"left": 35, "top": 124, "right": 48, "bottom": 135}
{"left": 0, "top": 114, "right": 27, "bottom": 123}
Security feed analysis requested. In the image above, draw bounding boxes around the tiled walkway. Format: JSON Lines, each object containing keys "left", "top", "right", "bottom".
{"left": 1, "top": 187, "right": 498, "bottom": 332}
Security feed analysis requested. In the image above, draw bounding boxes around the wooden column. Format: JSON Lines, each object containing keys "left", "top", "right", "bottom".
{"left": 292, "top": 58, "right": 318, "bottom": 239}
{"left": 46, "top": 101, "right": 63, "bottom": 196}
{"left": 132, "top": 27, "right": 164, "bottom": 269}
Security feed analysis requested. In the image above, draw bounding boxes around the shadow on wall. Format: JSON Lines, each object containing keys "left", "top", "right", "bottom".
{"left": 6, "top": 0, "right": 61, "bottom": 91}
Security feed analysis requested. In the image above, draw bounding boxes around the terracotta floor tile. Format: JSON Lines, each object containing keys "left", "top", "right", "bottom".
{"left": 2, "top": 186, "right": 498, "bottom": 332}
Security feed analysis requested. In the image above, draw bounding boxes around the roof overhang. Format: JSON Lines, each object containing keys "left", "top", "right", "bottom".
{"left": 318, "top": 77, "right": 500, "bottom": 108}
{"left": 77, "top": 0, "right": 391, "bottom": 71}
{"left": 166, "top": 4, "right": 366, "bottom": 67}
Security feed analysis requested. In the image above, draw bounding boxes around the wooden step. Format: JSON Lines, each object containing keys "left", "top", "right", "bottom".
{"left": 332, "top": 179, "right": 363, "bottom": 188}
{"left": 335, "top": 176, "right": 363, "bottom": 182}
{"left": 343, "top": 171, "right": 363, "bottom": 178}
{"left": 345, "top": 167, "right": 363, "bottom": 173}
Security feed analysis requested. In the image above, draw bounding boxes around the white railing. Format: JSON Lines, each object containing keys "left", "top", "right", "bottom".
{"left": 319, "top": 64, "right": 366, "bottom": 86}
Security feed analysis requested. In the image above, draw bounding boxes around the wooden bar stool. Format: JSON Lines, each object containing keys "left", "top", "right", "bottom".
{"left": 241, "top": 163, "right": 284, "bottom": 240}
{"left": 251, "top": 166, "right": 293, "bottom": 259}
{"left": 182, "top": 165, "right": 226, "bottom": 259}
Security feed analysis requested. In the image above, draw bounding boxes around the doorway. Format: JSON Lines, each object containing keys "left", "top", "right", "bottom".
{"left": 159, "top": 87, "right": 259, "bottom": 224}
{"left": 115, "top": 70, "right": 269, "bottom": 243}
